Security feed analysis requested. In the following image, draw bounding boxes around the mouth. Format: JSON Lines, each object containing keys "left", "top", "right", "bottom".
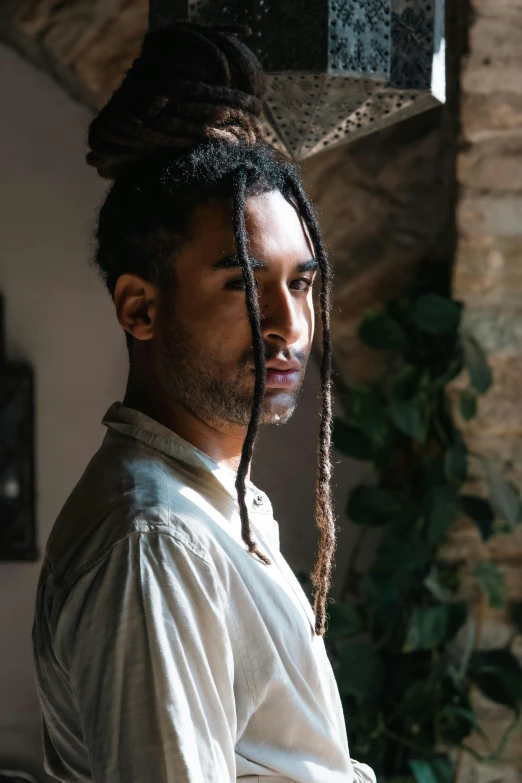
{"left": 265, "top": 368, "right": 300, "bottom": 388}
{"left": 250, "top": 364, "right": 301, "bottom": 389}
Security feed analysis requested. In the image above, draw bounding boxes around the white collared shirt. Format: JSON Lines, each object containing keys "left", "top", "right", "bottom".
{"left": 32, "top": 403, "right": 377, "bottom": 783}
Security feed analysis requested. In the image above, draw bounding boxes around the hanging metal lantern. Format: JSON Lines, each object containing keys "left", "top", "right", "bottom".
{"left": 149, "top": 0, "right": 445, "bottom": 160}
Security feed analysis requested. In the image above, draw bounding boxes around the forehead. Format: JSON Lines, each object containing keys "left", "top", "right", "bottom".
{"left": 183, "top": 190, "right": 313, "bottom": 267}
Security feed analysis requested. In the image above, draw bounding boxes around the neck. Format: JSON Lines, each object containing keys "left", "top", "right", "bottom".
{"left": 122, "top": 367, "right": 248, "bottom": 475}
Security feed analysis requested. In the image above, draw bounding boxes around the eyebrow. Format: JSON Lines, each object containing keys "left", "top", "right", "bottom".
{"left": 212, "top": 255, "right": 318, "bottom": 273}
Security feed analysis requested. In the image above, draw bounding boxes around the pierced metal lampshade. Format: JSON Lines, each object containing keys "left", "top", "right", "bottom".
{"left": 149, "top": 0, "right": 445, "bottom": 160}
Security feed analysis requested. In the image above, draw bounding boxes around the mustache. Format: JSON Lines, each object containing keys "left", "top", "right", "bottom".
{"left": 239, "top": 347, "right": 308, "bottom": 369}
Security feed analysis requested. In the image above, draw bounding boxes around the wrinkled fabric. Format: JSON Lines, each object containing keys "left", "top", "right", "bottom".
{"left": 32, "top": 402, "right": 377, "bottom": 783}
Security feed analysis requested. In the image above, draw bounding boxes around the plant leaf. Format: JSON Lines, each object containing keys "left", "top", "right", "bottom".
{"left": 410, "top": 757, "right": 454, "bottom": 783}
{"left": 459, "top": 389, "right": 477, "bottom": 421}
{"left": 325, "top": 601, "right": 364, "bottom": 641}
{"left": 423, "top": 567, "right": 452, "bottom": 602}
{"left": 461, "top": 333, "right": 492, "bottom": 395}
{"left": 427, "top": 486, "right": 459, "bottom": 546}
{"left": 459, "top": 495, "right": 495, "bottom": 540}
{"left": 361, "top": 573, "right": 400, "bottom": 609}
{"left": 358, "top": 310, "right": 408, "bottom": 352}
{"left": 409, "top": 759, "right": 438, "bottom": 783}
{"left": 402, "top": 603, "right": 465, "bottom": 652}
{"left": 469, "top": 648, "right": 522, "bottom": 709}
{"left": 378, "top": 531, "right": 431, "bottom": 575}
{"left": 333, "top": 419, "right": 373, "bottom": 461}
{"left": 453, "top": 617, "right": 477, "bottom": 680}
{"left": 389, "top": 394, "right": 428, "bottom": 443}
{"left": 432, "top": 358, "right": 464, "bottom": 392}
{"left": 403, "top": 605, "right": 453, "bottom": 652}
{"left": 446, "top": 602, "right": 468, "bottom": 640}
{"left": 336, "top": 642, "right": 385, "bottom": 703}
{"left": 438, "top": 703, "right": 479, "bottom": 745}
{"left": 344, "top": 387, "right": 391, "bottom": 447}
{"left": 484, "top": 460, "right": 522, "bottom": 530}
{"left": 509, "top": 601, "right": 522, "bottom": 635}
{"left": 444, "top": 445, "right": 468, "bottom": 484}
{"left": 347, "top": 485, "right": 401, "bottom": 526}
{"left": 474, "top": 561, "right": 506, "bottom": 610}
{"left": 436, "top": 561, "right": 461, "bottom": 596}
{"left": 412, "top": 294, "right": 462, "bottom": 335}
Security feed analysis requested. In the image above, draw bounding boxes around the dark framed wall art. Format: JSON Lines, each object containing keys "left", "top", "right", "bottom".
{"left": 0, "top": 295, "right": 37, "bottom": 561}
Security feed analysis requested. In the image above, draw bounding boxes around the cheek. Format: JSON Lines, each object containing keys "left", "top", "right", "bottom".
{"left": 173, "top": 283, "right": 252, "bottom": 353}
{"left": 299, "top": 293, "right": 315, "bottom": 345}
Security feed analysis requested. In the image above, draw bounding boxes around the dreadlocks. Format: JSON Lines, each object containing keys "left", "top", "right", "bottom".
{"left": 232, "top": 167, "right": 270, "bottom": 568}
{"left": 87, "top": 20, "right": 335, "bottom": 635}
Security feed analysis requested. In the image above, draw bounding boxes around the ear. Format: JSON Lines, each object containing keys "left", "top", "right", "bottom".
{"left": 113, "top": 274, "right": 159, "bottom": 342}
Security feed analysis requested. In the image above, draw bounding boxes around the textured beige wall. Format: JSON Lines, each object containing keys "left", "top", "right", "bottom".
{"left": 301, "top": 109, "right": 448, "bottom": 389}
{"left": 445, "top": 0, "right": 522, "bottom": 778}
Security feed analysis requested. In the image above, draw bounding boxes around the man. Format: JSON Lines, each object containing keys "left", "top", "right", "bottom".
{"left": 32, "top": 21, "right": 377, "bottom": 783}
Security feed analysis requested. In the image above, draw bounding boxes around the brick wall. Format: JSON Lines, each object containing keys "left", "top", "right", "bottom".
{"left": 447, "top": 0, "right": 522, "bottom": 778}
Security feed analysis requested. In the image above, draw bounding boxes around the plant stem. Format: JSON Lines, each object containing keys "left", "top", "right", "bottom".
{"left": 381, "top": 728, "right": 428, "bottom": 755}
{"left": 458, "top": 744, "right": 488, "bottom": 763}
{"left": 490, "top": 711, "right": 522, "bottom": 762}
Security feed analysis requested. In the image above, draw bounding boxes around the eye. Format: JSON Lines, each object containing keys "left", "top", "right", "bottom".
{"left": 290, "top": 277, "right": 314, "bottom": 292}
{"left": 224, "top": 276, "right": 314, "bottom": 293}
{"left": 224, "top": 277, "right": 246, "bottom": 291}
{"left": 224, "top": 276, "right": 261, "bottom": 292}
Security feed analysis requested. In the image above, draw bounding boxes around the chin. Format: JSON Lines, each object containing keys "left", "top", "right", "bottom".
{"left": 260, "top": 391, "right": 297, "bottom": 425}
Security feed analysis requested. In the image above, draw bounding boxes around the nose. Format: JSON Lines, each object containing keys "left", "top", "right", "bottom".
{"left": 260, "top": 285, "right": 308, "bottom": 347}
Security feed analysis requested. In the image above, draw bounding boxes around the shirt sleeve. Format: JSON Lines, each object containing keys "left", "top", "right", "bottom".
{"left": 352, "top": 758, "right": 377, "bottom": 783}
{"left": 66, "top": 531, "right": 237, "bottom": 783}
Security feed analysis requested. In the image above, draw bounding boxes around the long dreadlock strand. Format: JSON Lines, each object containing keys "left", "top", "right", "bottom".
{"left": 232, "top": 167, "right": 271, "bottom": 566}
{"left": 286, "top": 173, "right": 335, "bottom": 636}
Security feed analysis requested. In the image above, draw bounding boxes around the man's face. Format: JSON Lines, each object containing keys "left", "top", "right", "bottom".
{"left": 155, "top": 189, "right": 317, "bottom": 429}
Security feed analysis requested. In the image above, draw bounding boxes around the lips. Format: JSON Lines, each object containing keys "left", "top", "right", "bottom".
{"left": 265, "top": 361, "right": 301, "bottom": 372}
{"left": 265, "top": 367, "right": 300, "bottom": 388}
{"left": 248, "top": 360, "right": 301, "bottom": 388}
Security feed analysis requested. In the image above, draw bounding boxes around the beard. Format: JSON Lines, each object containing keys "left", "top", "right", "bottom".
{"left": 161, "top": 315, "right": 308, "bottom": 429}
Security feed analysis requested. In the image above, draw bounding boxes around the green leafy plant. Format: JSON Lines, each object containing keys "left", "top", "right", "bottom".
{"left": 327, "top": 283, "right": 522, "bottom": 782}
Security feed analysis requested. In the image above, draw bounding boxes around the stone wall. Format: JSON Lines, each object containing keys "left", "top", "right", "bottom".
{"left": 445, "top": 0, "right": 522, "bottom": 778}
{"left": 301, "top": 108, "right": 450, "bottom": 388}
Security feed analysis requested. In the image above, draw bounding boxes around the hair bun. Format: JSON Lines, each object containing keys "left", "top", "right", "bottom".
{"left": 86, "top": 21, "right": 267, "bottom": 180}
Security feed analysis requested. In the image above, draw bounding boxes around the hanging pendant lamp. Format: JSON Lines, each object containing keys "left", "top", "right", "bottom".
{"left": 149, "top": 0, "right": 445, "bottom": 160}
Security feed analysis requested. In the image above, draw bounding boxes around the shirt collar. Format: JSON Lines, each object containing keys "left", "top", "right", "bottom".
{"left": 101, "top": 401, "right": 267, "bottom": 508}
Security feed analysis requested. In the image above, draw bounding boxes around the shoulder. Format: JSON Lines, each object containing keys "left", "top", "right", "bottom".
{"left": 41, "top": 436, "right": 227, "bottom": 595}
{"left": 43, "top": 526, "right": 230, "bottom": 675}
